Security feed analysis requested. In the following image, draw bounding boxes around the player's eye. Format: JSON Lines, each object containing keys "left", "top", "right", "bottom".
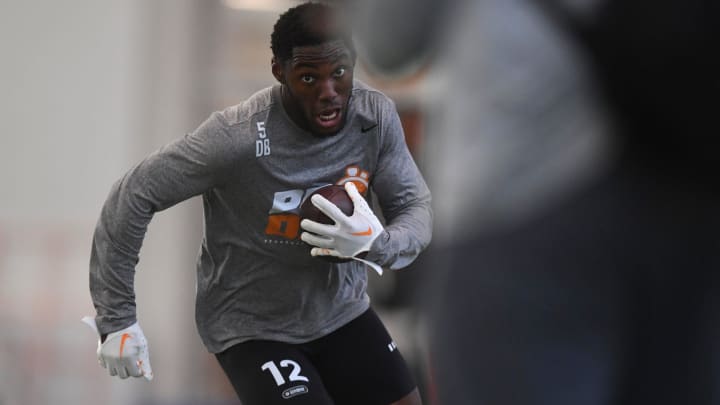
{"left": 301, "top": 75, "right": 315, "bottom": 84}
{"left": 333, "top": 68, "right": 346, "bottom": 78}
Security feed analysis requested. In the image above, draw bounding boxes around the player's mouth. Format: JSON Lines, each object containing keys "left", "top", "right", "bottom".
{"left": 315, "top": 107, "right": 342, "bottom": 130}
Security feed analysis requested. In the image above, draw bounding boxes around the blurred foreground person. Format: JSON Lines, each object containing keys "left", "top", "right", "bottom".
{"left": 84, "top": 3, "right": 431, "bottom": 404}
{"left": 422, "top": 0, "right": 720, "bottom": 404}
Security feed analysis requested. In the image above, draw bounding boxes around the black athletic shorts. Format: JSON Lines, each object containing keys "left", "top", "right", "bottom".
{"left": 216, "top": 308, "right": 417, "bottom": 405}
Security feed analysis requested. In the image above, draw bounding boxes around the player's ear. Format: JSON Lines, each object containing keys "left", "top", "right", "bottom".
{"left": 271, "top": 57, "right": 285, "bottom": 84}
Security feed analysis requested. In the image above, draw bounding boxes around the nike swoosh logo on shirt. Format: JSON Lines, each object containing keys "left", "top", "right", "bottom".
{"left": 361, "top": 123, "right": 378, "bottom": 133}
{"left": 351, "top": 227, "right": 373, "bottom": 236}
{"left": 119, "top": 333, "right": 131, "bottom": 358}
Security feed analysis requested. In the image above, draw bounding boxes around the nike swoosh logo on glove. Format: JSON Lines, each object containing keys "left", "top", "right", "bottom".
{"left": 351, "top": 227, "right": 373, "bottom": 236}
{"left": 119, "top": 333, "right": 131, "bottom": 358}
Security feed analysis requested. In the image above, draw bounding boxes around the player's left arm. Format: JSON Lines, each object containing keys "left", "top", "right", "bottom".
{"left": 364, "top": 99, "right": 433, "bottom": 270}
{"left": 299, "top": 97, "right": 432, "bottom": 270}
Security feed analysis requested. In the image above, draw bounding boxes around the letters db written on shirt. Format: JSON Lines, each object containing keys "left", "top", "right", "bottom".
{"left": 256, "top": 121, "right": 271, "bottom": 157}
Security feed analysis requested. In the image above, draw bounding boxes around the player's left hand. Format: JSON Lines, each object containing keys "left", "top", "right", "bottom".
{"left": 300, "top": 182, "right": 384, "bottom": 259}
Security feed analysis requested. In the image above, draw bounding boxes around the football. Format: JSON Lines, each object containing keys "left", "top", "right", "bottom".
{"left": 300, "top": 184, "right": 354, "bottom": 225}
{"left": 300, "top": 184, "right": 355, "bottom": 263}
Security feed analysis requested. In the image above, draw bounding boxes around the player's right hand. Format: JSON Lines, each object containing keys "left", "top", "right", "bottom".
{"left": 82, "top": 316, "right": 154, "bottom": 381}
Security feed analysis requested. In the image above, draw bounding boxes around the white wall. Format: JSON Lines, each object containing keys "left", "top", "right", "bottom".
{"left": 0, "top": 1, "right": 138, "bottom": 223}
{"left": 0, "top": 1, "right": 235, "bottom": 404}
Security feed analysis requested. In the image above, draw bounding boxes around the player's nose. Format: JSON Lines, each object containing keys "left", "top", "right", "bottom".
{"left": 318, "top": 79, "right": 338, "bottom": 102}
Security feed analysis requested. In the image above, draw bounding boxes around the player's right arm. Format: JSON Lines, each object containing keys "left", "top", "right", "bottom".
{"left": 88, "top": 111, "right": 240, "bottom": 339}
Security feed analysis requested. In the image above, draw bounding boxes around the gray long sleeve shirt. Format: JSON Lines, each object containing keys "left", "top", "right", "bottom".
{"left": 89, "top": 80, "right": 432, "bottom": 353}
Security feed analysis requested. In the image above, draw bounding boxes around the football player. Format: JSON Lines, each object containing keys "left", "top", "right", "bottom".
{"left": 84, "top": 3, "right": 431, "bottom": 405}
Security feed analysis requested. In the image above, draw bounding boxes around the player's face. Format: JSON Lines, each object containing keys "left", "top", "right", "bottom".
{"left": 273, "top": 40, "right": 354, "bottom": 136}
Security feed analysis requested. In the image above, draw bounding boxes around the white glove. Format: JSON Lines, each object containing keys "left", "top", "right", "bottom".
{"left": 300, "top": 182, "right": 384, "bottom": 263}
{"left": 82, "top": 316, "right": 153, "bottom": 381}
